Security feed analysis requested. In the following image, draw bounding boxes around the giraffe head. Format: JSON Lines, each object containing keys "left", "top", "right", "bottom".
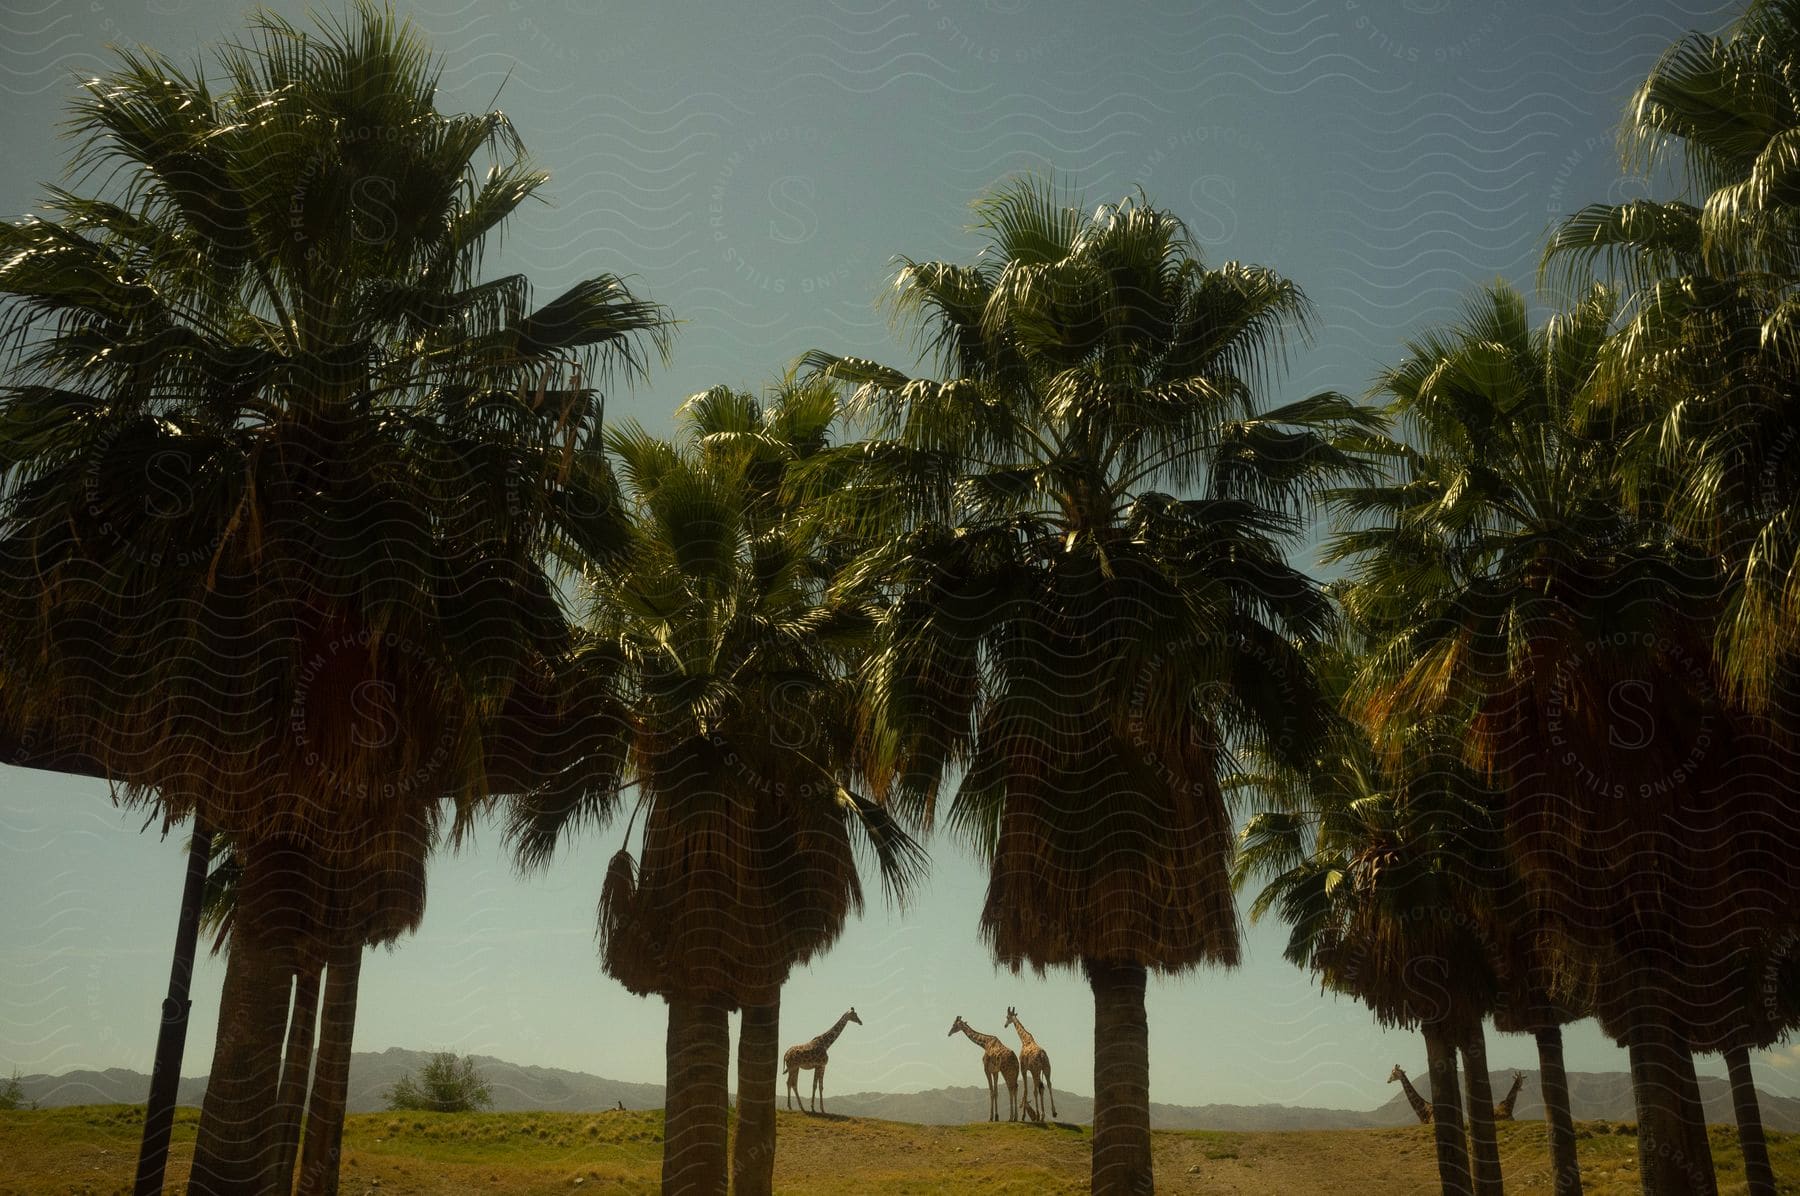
{"left": 847, "top": 1007, "right": 862, "bottom": 1026}
{"left": 947, "top": 1015, "right": 967, "bottom": 1037}
{"left": 1004, "top": 1006, "right": 1017, "bottom": 1029}
{"left": 1387, "top": 1064, "right": 1406, "bottom": 1084}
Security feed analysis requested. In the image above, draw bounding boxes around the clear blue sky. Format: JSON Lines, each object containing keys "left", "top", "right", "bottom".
{"left": 6, "top": 0, "right": 1793, "bottom": 1113}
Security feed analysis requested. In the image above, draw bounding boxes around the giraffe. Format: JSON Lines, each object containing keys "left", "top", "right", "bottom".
{"left": 1388, "top": 1064, "right": 1433, "bottom": 1124}
{"left": 948, "top": 1016, "right": 1020, "bottom": 1122}
{"left": 782, "top": 1007, "right": 862, "bottom": 1113}
{"left": 1493, "top": 1071, "right": 1526, "bottom": 1121}
{"left": 1003, "top": 1006, "right": 1057, "bottom": 1119}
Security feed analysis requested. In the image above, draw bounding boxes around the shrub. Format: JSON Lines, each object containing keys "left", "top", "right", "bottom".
{"left": 0, "top": 1070, "right": 29, "bottom": 1111}
{"left": 385, "top": 1052, "right": 494, "bottom": 1113}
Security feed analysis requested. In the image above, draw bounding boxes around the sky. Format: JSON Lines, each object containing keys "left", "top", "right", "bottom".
{"left": 6, "top": 0, "right": 1797, "bottom": 1115}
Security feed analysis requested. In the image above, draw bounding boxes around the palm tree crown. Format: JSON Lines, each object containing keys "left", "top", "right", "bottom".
{"left": 808, "top": 176, "right": 1373, "bottom": 976}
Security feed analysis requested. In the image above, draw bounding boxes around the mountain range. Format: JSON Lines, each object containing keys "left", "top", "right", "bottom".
{"left": 15, "top": 1048, "right": 1800, "bottom": 1132}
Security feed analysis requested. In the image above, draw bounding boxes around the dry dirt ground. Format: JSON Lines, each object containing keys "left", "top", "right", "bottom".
{"left": 3, "top": 1104, "right": 1794, "bottom": 1194}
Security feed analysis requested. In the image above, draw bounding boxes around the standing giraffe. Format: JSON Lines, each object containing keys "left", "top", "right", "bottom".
{"left": 948, "top": 1016, "right": 1019, "bottom": 1122}
{"left": 1003, "top": 1006, "right": 1058, "bottom": 1120}
{"left": 1388, "top": 1064, "right": 1433, "bottom": 1124}
{"left": 782, "top": 1008, "right": 862, "bottom": 1113}
{"left": 1492, "top": 1071, "right": 1526, "bottom": 1121}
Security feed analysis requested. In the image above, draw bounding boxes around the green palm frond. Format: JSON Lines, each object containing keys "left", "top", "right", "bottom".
{"left": 802, "top": 174, "right": 1372, "bottom": 976}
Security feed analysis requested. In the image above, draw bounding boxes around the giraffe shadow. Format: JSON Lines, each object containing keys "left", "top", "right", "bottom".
{"left": 797, "top": 1110, "right": 853, "bottom": 1122}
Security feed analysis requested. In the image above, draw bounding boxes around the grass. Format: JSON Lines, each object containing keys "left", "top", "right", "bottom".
{"left": 1, "top": 1104, "right": 1795, "bottom": 1194}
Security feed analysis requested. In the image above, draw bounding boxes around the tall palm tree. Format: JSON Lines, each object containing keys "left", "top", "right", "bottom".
{"left": 0, "top": 7, "right": 670, "bottom": 1193}
{"left": 508, "top": 383, "right": 925, "bottom": 1196}
{"left": 1485, "top": 864, "right": 1590, "bottom": 1196}
{"left": 1543, "top": 0, "right": 1800, "bottom": 717}
{"left": 1232, "top": 635, "right": 1510, "bottom": 1196}
{"left": 677, "top": 376, "right": 884, "bottom": 1196}
{"left": 1329, "top": 280, "right": 1800, "bottom": 1196}
{"left": 804, "top": 175, "right": 1372, "bottom": 1194}
{"left": 1543, "top": 17, "right": 1800, "bottom": 1188}
{"left": 194, "top": 829, "right": 419, "bottom": 1196}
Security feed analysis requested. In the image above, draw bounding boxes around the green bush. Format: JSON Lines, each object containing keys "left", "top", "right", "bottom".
{"left": 385, "top": 1052, "right": 494, "bottom": 1113}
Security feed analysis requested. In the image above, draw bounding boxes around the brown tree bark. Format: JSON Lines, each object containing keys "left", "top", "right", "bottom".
{"left": 294, "top": 939, "right": 363, "bottom": 1196}
{"left": 1460, "top": 1021, "right": 1505, "bottom": 1196}
{"left": 274, "top": 966, "right": 322, "bottom": 1192}
{"left": 662, "top": 992, "right": 731, "bottom": 1196}
{"left": 1671, "top": 1039, "right": 1719, "bottom": 1196}
{"left": 1725, "top": 1044, "right": 1777, "bottom": 1196}
{"left": 188, "top": 916, "right": 293, "bottom": 1194}
{"left": 731, "top": 1000, "right": 779, "bottom": 1196}
{"left": 1424, "top": 1023, "right": 1473, "bottom": 1196}
{"left": 1086, "top": 958, "right": 1152, "bottom": 1196}
{"left": 1628, "top": 1018, "right": 1716, "bottom": 1196}
{"left": 1533, "top": 1026, "right": 1583, "bottom": 1196}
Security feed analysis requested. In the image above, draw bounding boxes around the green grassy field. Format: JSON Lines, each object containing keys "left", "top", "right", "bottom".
{"left": 3, "top": 1104, "right": 1794, "bottom": 1194}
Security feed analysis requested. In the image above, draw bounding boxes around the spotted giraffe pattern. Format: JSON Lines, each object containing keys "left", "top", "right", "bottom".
{"left": 1004, "top": 1006, "right": 1057, "bottom": 1120}
{"left": 783, "top": 1008, "right": 861, "bottom": 1113}
{"left": 1388, "top": 1064, "right": 1433, "bottom": 1124}
{"left": 949, "top": 1016, "right": 1019, "bottom": 1122}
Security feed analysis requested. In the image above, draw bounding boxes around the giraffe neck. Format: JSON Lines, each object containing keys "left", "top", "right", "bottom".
{"left": 816, "top": 1011, "right": 855, "bottom": 1050}
{"left": 1498, "top": 1075, "right": 1523, "bottom": 1110}
{"left": 1397, "top": 1070, "right": 1431, "bottom": 1120}
{"left": 958, "top": 1024, "right": 1000, "bottom": 1051}
{"left": 1011, "top": 1020, "right": 1037, "bottom": 1050}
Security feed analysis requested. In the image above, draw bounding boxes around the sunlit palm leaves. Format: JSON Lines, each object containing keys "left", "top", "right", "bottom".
{"left": 809, "top": 177, "right": 1372, "bottom": 974}
{"left": 1331, "top": 279, "right": 1800, "bottom": 1195}
{"left": 1544, "top": 0, "right": 1800, "bottom": 709}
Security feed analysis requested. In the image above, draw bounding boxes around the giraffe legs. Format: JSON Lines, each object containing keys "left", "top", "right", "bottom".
{"left": 1006, "top": 1073, "right": 1018, "bottom": 1122}
{"left": 785, "top": 1064, "right": 800, "bottom": 1111}
{"left": 986, "top": 1070, "right": 998, "bottom": 1121}
{"left": 1044, "top": 1072, "right": 1057, "bottom": 1120}
{"left": 812, "top": 1064, "right": 826, "bottom": 1114}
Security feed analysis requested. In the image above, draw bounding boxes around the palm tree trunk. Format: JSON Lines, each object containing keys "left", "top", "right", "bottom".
{"left": 295, "top": 938, "right": 363, "bottom": 1196}
{"left": 662, "top": 992, "right": 730, "bottom": 1196}
{"left": 732, "top": 999, "right": 779, "bottom": 1196}
{"left": 1672, "top": 1040, "right": 1718, "bottom": 1196}
{"left": 1627, "top": 1017, "right": 1715, "bottom": 1196}
{"left": 1424, "top": 1023, "right": 1473, "bottom": 1196}
{"left": 1725, "top": 1044, "right": 1776, "bottom": 1196}
{"left": 133, "top": 820, "right": 212, "bottom": 1196}
{"left": 274, "top": 966, "right": 322, "bottom": 1192}
{"left": 1086, "top": 959, "right": 1153, "bottom": 1196}
{"left": 1533, "top": 1026, "right": 1582, "bottom": 1196}
{"left": 1460, "top": 1021, "right": 1505, "bottom": 1196}
{"left": 189, "top": 915, "right": 292, "bottom": 1194}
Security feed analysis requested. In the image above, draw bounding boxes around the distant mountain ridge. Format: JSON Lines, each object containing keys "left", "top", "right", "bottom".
{"left": 15, "top": 1051, "right": 1800, "bottom": 1132}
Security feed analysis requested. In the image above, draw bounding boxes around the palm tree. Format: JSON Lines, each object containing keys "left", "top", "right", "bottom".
{"left": 0, "top": 7, "right": 670, "bottom": 1193}
{"left": 508, "top": 381, "right": 925, "bottom": 1196}
{"left": 804, "top": 175, "right": 1372, "bottom": 1194}
{"left": 1232, "top": 634, "right": 1509, "bottom": 1196}
{"left": 1485, "top": 865, "right": 1590, "bottom": 1196}
{"left": 1541, "top": 0, "right": 1800, "bottom": 717}
{"left": 1327, "top": 280, "right": 1800, "bottom": 1196}
{"left": 680, "top": 377, "right": 892, "bottom": 1196}
{"left": 194, "top": 830, "right": 413, "bottom": 1196}
{"left": 1543, "top": 16, "right": 1800, "bottom": 1188}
